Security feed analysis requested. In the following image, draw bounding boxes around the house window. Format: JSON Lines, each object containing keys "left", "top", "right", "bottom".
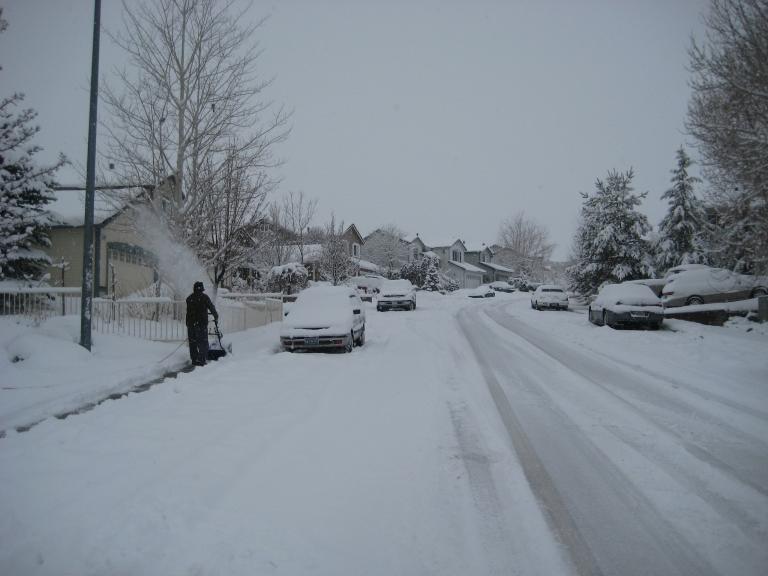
{"left": 353, "top": 243, "right": 360, "bottom": 257}
{"left": 451, "top": 250, "right": 462, "bottom": 262}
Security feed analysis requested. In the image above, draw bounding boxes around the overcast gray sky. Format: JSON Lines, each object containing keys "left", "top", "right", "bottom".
{"left": 2, "top": 0, "right": 708, "bottom": 260}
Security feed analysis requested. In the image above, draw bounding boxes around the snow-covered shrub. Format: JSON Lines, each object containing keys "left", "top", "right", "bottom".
{"left": 266, "top": 263, "right": 308, "bottom": 294}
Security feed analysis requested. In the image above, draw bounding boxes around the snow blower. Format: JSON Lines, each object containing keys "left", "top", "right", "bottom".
{"left": 207, "top": 318, "right": 232, "bottom": 361}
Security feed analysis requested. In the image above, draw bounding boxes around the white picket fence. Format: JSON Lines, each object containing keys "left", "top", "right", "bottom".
{"left": 0, "top": 288, "right": 283, "bottom": 341}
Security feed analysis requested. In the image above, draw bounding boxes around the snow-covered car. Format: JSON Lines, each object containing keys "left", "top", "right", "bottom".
{"left": 625, "top": 278, "right": 666, "bottom": 298}
{"left": 530, "top": 285, "right": 569, "bottom": 310}
{"left": 663, "top": 263, "right": 711, "bottom": 281}
{"left": 661, "top": 268, "right": 768, "bottom": 308}
{"left": 468, "top": 285, "right": 495, "bottom": 298}
{"left": 489, "top": 281, "right": 515, "bottom": 293}
{"left": 377, "top": 279, "right": 416, "bottom": 311}
{"left": 588, "top": 283, "right": 664, "bottom": 329}
{"left": 280, "top": 286, "right": 366, "bottom": 352}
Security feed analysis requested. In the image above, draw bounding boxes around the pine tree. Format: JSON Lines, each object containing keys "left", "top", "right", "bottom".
{"left": 421, "top": 253, "right": 441, "bottom": 291}
{"left": 568, "top": 168, "right": 652, "bottom": 295}
{"left": 1, "top": 10, "right": 65, "bottom": 280}
{"left": 655, "top": 147, "right": 707, "bottom": 272}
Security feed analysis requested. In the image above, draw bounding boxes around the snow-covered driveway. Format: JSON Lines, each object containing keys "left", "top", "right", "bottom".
{"left": 0, "top": 292, "right": 766, "bottom": 575}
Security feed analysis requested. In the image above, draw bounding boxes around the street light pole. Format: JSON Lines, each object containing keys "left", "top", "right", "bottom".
{"left": 79, "top": 0, "right": 101, "bottom": 351}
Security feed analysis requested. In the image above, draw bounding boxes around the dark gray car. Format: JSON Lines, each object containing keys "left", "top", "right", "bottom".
{"left": 588, "top": 283, "right": 664, "bottom": 329}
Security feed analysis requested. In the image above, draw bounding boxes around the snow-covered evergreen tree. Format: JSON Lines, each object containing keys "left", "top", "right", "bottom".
{"left": 655, "top": 147, "right": 707, "bottom": 272}
{"left": 1, "top": 10, "right": 65, "bottom": 280}
{"left": 399, "top": 260, "right": 424, "bottom": 287}
{"left": 568, "top": 168, "right": 652, "bottom": 295}
{"left": 421, "top": 253, "right": 440, "bottom": 291}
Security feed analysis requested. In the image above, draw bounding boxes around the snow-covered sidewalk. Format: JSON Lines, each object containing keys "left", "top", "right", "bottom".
{"left": 0, "top": 316, "right": 190, "bottom": 433}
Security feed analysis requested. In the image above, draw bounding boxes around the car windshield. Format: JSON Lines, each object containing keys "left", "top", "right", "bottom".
{"left": 383, "top": 280, "right": 412, "bottom": 291}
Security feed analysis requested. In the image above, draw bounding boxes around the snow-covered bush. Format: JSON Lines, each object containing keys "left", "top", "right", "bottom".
{"left": 266, "top": 263, "right": 308, "bottom": 294}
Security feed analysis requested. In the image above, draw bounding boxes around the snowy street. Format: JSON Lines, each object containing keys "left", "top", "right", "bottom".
{"left": 1, "top": 292, "right": 766, "bottom": 575}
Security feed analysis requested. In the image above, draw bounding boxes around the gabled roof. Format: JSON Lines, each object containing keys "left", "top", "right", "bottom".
{"left": 430, "top": 239, "right": 466, "bottom": 251}
{"left": 48, "top": 189, "right": 132, "bottom": 228}
{"left": 465, "top": 244, "right": 494, "bottom": 255}
{"left": 344, "top": 223, "right": 365, "bottom": 245}
{"left": 449, "top": 260, "right": 484, "bottom": 274}
{"left": 479, "top": 262, "right": 515, "bottom": 273}
{"left": 408, "top": 236, "right": 429, "bottom": 250}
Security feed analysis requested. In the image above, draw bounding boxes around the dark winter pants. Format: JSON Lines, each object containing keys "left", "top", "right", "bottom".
{"left": 188, "top": 325, "right": 209, "bottom": 366}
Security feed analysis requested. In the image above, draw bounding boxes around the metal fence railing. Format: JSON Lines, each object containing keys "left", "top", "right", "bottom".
{"left": 1, "top": 288, "right": 283, "bottom": 341}
{"left": 0, "top": 287, "right": 82, "bottom": 321}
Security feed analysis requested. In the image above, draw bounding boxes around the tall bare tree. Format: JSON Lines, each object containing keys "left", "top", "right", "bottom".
{"left": 687, "top": 0, "right": 768, "bottom": 272}
{"left": 320, "top": 214, "right": 351, "bottom": 285}
{"left": 361, "top": 224, "right": 406, "bottom": 278}
{"left": 496, "top": 211, "right": 555, "bottom": 275}
{"left": 282, "top": 190, "right": 317, "bottom": 264}
{"left": 104, "top": 0, "right": 289, "bottom": 286}
{"left": 189, "top": 141, "right": 273, "bottom": 287}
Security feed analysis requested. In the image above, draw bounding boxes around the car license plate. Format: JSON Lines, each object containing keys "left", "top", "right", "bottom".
{"left": 630, "top": 312, "right": 649, "bottom": 319}
{"left": 305, "top": 337, "right": 319, "bottom": 345}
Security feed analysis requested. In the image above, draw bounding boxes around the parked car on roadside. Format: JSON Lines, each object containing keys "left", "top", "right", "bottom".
{"left": 377, "top": 279, "right": 417, "bottom": 311}
{"left": 280, "top": 286, "right": 366, "bottom": 352}
{"left": 663, "top": 263, "right": 711, "bottom": 281}
{"left": 531, "top": 285, "right": 569, "bottom": 310}
{"left": 489, "top": 281, "right": 515, "bottom": 293}
{"left": 661, "top": 268, "right": 768, "bottom": 308}
{"left": 588, "top": 283, "right": 664, "bottom": 329}
{"left": 625, "top": 278, "right": 666, "bottom": 298}
{"left": 468, "top": 285, "right": 495, "bottom": 298}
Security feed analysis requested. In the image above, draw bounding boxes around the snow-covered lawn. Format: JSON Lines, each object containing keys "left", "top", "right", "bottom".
{"left": 0, "top": 291, "right": 766, "bottom": 575}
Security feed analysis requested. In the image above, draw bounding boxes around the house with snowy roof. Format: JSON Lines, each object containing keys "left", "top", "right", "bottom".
{"left": 464, "top": 243, "right": 515, "bottom": 283}
{"left": 424, "top": 239, "right": 484, "bottom": 289}
{"left": 43, "top": 188, "right": 158, "bottom": 298}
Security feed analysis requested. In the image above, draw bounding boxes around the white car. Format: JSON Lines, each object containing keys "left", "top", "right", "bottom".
{"left": 377, "top": 279, "right": 417, "bottom": 311}
{"left": 281, "top": 286, "right": 366, "bottom": 352}
{"left": 661, "top": 267, "right": 768, "bottom": 308}
{"left": 531, "top": 285, "right": 569, "bottom": 310}
{"left": 588, "top": 283, "right": 664, "bottom": 329}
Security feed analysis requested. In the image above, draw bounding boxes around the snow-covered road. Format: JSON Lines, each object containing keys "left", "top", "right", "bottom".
{"left": 1, "top": 292, "right": 766, "bottom": 575}
{"left": 459, "top": 300, "right": 768, "bottom": 576}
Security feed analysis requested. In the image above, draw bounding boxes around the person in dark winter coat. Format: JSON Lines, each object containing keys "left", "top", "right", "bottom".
{"left": 186, "top": 281, "right": 218, "bottom": 366}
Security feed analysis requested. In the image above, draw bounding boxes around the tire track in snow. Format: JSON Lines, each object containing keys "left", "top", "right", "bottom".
{"left": 484, "top": 307, "right": 768, "bottom": 499}
{"left": 458, "top": 306, "right": 723, "bottom": 576}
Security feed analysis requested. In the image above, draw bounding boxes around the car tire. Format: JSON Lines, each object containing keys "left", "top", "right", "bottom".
{"left": 358, "top": 328, "right": 365, "bottom": 347}
{"left": 686, "top": 295, "right": 705, "bottom": 306}
{"left": 750, "top": 287, "right": 768, "bottom": 298}
{"left": 345, "top": 332, "right": 354, "bottom": 353}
